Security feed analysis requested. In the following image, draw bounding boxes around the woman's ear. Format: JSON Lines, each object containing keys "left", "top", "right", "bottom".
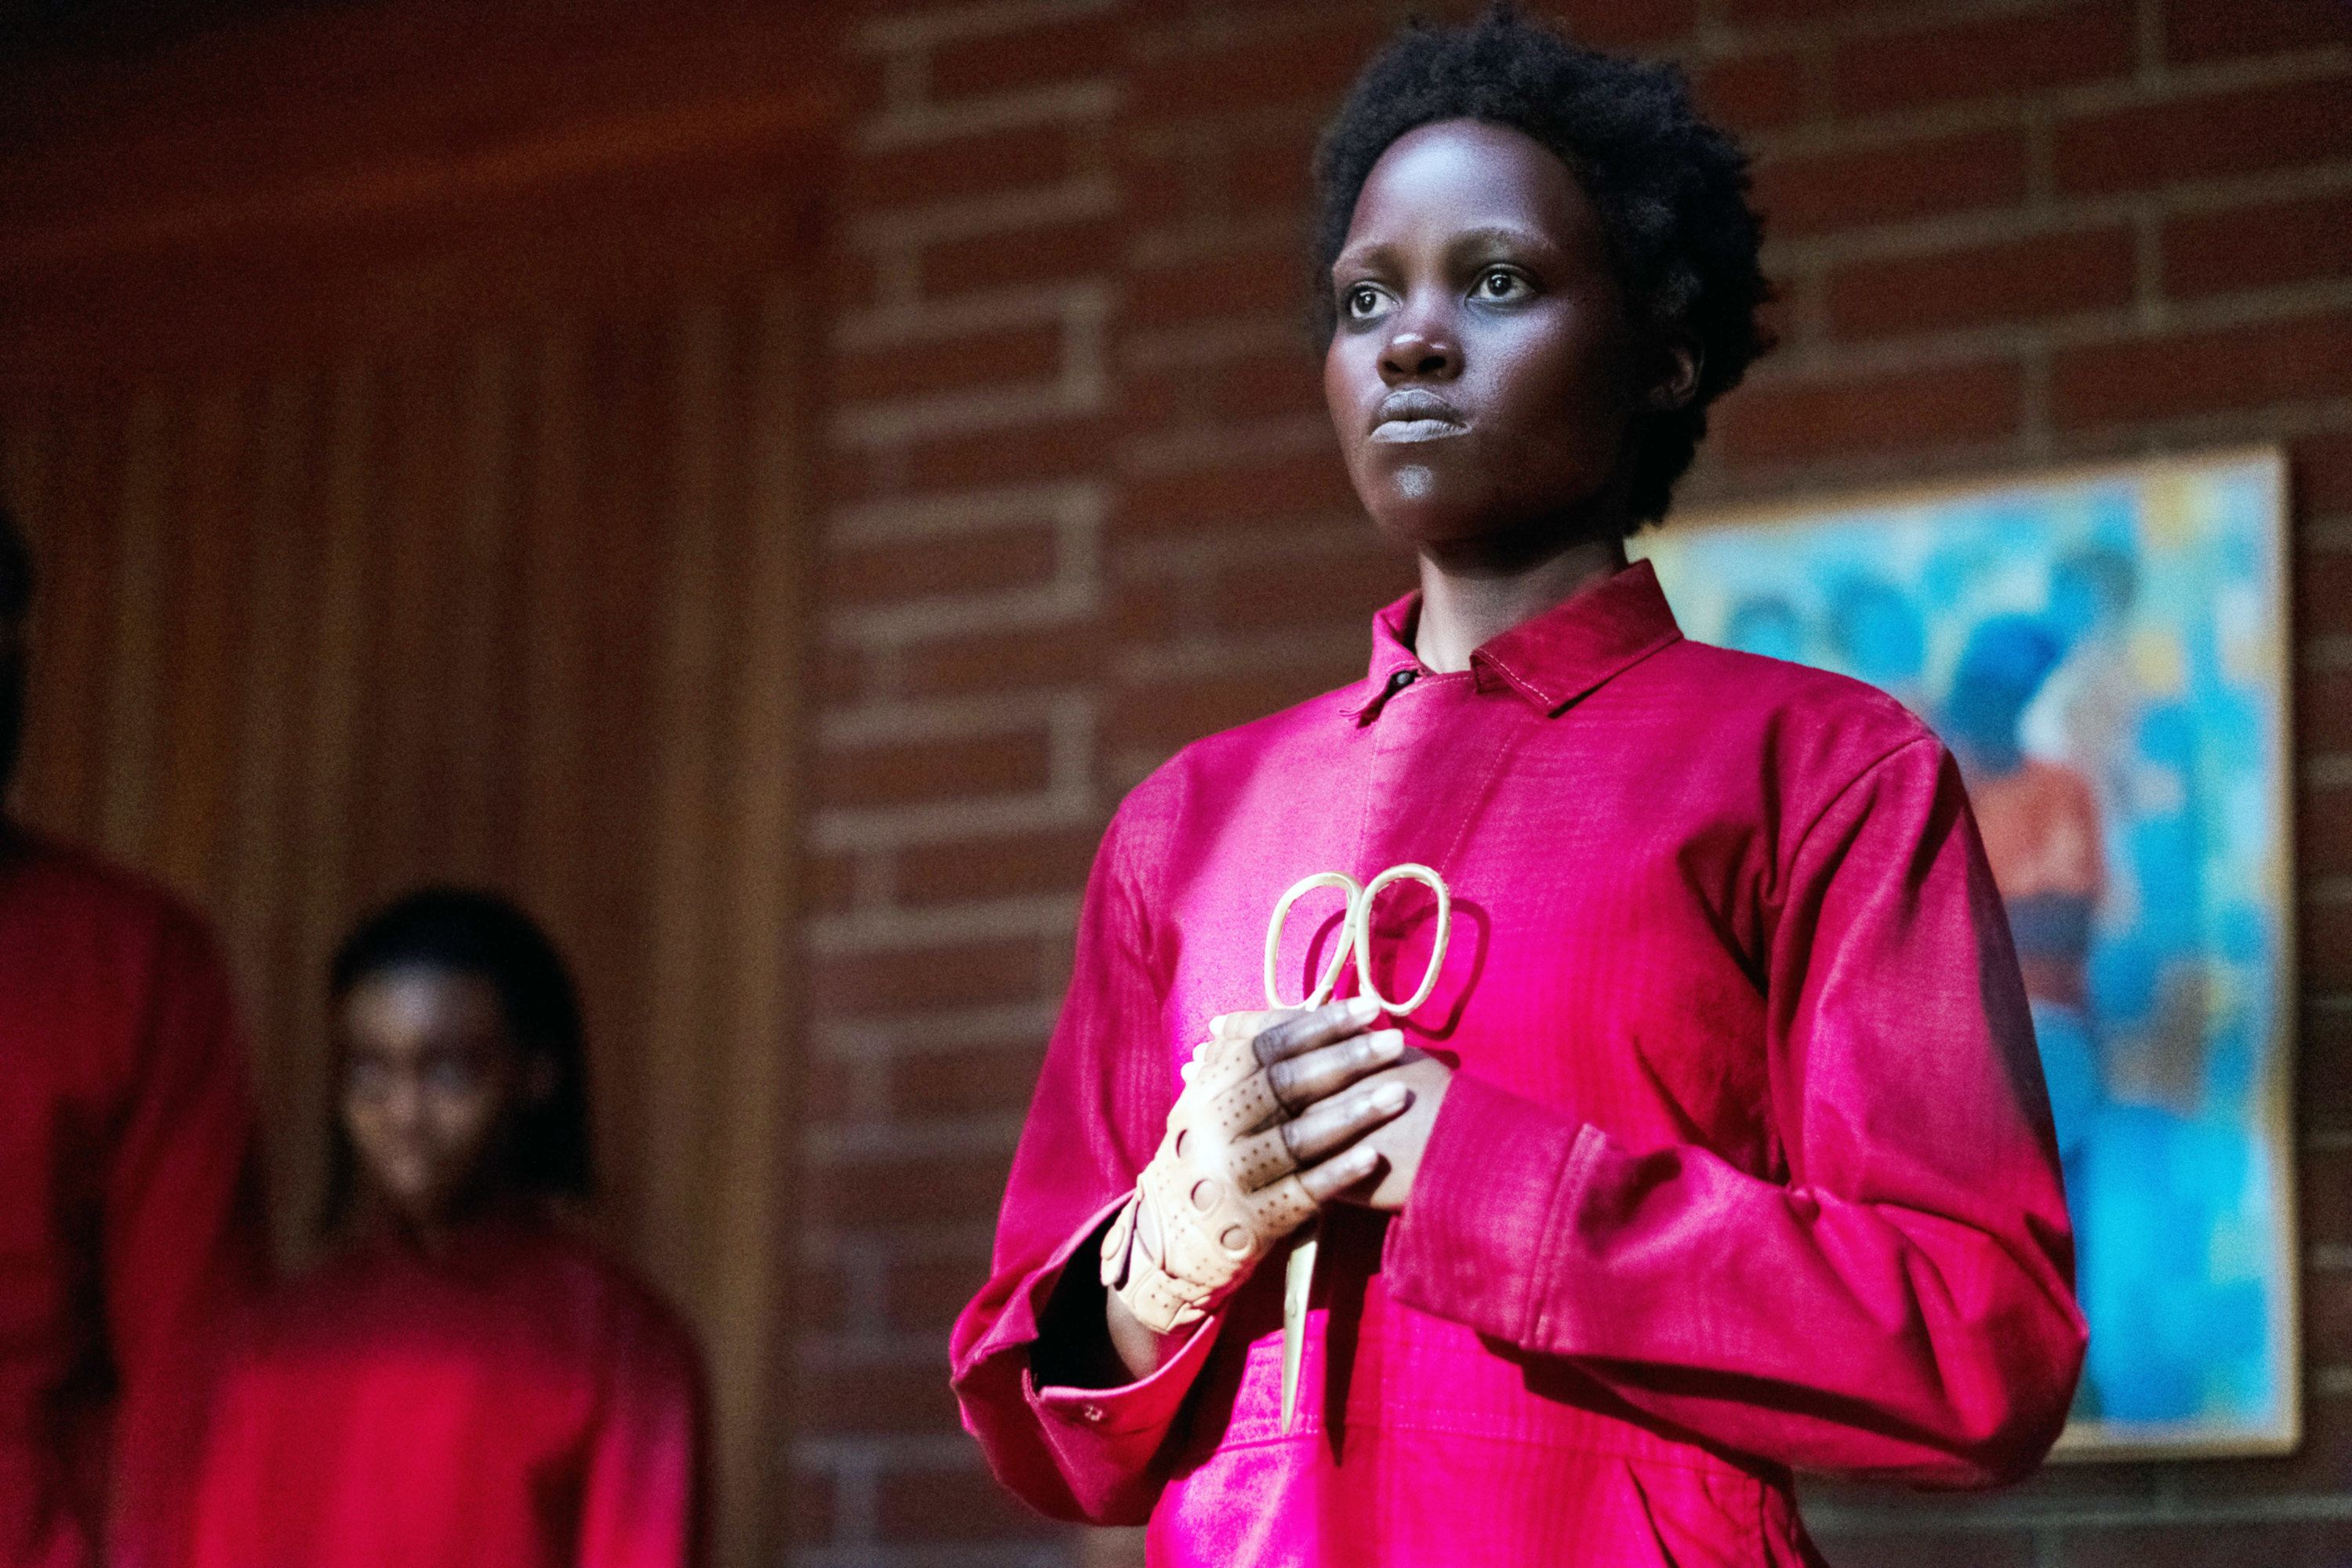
{"left": 1647, "top": 336, "right": 1703, "bottom": 412}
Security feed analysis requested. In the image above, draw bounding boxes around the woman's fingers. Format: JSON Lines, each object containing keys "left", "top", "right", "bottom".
{"left": 1265, "top": 1028, "right": 1403, "bottom": 1113}
{"left": 1295, "top": 1141, "right": 1386, "bottom": 1206}
{"left": 1279, "top": 1076, "right": 1413, "bottom": 1174}
{"left": 1247, "top": 996, "right": 1384, "bottom": 1068}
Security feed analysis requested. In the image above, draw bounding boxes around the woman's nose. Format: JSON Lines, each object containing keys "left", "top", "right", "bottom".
{"left": 1380, "top": 314, "right": 1461, "bottom": 383}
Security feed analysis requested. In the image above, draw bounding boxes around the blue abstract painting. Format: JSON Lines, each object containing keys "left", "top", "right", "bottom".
{"left": 1637, "top": 449, "right": 2296, "bottom": 1456}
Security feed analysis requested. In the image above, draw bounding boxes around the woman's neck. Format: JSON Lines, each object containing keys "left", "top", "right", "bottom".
{"left": 1410, "top": 531, "right": 1628, "bottom": 673}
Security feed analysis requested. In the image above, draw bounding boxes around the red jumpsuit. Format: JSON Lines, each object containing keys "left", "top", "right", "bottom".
{"left": 0, "top": 833, "right": 264, "bottom": 1568}
{"left": 187, "top": 1217, "right": 706, "bottom": 1568}
{"left": 953, "top": 564, "right": 2085, "bottom": 1566}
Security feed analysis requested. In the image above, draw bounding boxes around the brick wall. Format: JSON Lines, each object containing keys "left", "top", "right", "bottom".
{"left": 796, "top": 1, "right": 2352, "bottom": 1563}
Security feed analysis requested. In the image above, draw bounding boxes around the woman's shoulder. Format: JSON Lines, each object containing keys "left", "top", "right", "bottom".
{"left": 1651, "top": 637, "right": 1939, "bottom": 766}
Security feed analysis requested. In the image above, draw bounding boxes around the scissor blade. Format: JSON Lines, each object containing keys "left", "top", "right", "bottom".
{"left": 1281, "top": 1228, "right": 1316, "bottom": 1434}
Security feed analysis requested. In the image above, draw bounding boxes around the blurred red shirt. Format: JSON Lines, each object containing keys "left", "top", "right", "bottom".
{"left": 0, "top": 833, "right": 264, "bottom": 1568}
{"left": 187, "top": 1217, "right": 706, "bottom": 1568}
{"left": 952, "top": 562, "right": 2085, "bottom": 1566}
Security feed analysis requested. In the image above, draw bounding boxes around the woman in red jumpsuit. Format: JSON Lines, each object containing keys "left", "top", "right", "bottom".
{"left": 187, "top": 890, "right": 706, "bottom": 1568}
{"left": 953, "top": 10, "right": 2085, "bottom": 1564}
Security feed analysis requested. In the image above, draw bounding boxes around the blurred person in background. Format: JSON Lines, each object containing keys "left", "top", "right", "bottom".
{"left": 953, "top": 9, "right": 2082, "bottom": 1565}
{"left": 187, "top": 888, "right": 706, "bottom": 1568}
{"left": 0, "top": 504, "right": 266, "bottom": 1568}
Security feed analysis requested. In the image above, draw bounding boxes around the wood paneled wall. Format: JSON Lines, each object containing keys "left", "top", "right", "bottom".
{"left": 2, "top": 287, "right": 811, "bottom": 1566}
{"left": 0, "top": 7, "right": 841, "bottom": 1563}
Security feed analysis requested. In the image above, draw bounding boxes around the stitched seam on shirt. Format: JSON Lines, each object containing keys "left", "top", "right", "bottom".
{"left": 1781, "top": 734, "right": 1937, "bottom": 877}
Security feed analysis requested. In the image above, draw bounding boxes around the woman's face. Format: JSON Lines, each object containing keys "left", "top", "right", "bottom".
{"left": 339, "top": 967, "right": 523, "bottom": 1227}
{"left": 1323, "top": 118, "right": 1670, "bottom": 556}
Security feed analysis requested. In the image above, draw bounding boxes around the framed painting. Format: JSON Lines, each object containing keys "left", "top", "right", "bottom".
{"left": 1635, "top": 448, "right": 2297, "bottom": 1458}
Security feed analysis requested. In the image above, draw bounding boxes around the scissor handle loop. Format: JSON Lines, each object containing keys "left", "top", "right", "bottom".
{"left": 1264, "top": 872, "right": 1362, "bottom": 1011}
{"left": 1261, "top": 863, "right": 1451, "bottom": 1018}
{"left": 1353, "top": 862, "right": 1450, "bottom": 1018}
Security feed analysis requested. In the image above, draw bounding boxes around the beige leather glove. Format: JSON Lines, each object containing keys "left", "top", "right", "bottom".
{"left": 1100, "top": 1027, "right": 1317, "bottom": 1334}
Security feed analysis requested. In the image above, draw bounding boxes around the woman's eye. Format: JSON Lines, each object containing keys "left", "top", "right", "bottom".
{"left": 1474, "top": 269, "right": 1525, "bottom": 301}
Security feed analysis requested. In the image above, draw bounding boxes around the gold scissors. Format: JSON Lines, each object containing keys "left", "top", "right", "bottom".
{"left": 1261, "top": 863, "right": 1451, "bottom": 1432}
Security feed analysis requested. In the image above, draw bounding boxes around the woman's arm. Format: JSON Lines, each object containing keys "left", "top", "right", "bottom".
{"left": 950, "top": 815, "right": 1408, "bottom": 1523}
{"left": 1378, "top": 736, "right": 2085, "bottom": 1486}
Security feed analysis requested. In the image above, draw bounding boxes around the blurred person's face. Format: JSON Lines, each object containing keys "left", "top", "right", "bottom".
{"left": 339, "top": 967, "right": 525, "bottom": 1228}
{"left": 1323, "top": 118, "right": 1688, "bottom": 558}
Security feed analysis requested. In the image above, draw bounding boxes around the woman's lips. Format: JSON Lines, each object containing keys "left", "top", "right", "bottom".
{"left": 1370, "top": 389, "right": 1468, "bottom": 443}
{"left": 1370, "top": 417, "right": 1467, "bottom": 444}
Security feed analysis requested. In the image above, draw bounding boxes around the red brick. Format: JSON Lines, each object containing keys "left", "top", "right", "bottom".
{"left": 1802, "top": 1529, "right": 2035, "bottom": 1568}
{"left": 815, "top": 1149, "right": 1016, "bottom": 1228}
{"left": 927, "top": 12, "right": 1123, "bottom": 100}
{"left": 2057, "top": 74, "right": 2352, "bottom": 196}
{"left": 2169, "top": 0, "right": 2352, "bottom": 63}
{"left": 903, "top": 415, "right": 1119, "bottom": 492}
{"left": 808, "top": 938, "right": 1046, "bottom": 1015}
{"left": 875, "top": 1465, "right": 1053, "bottom": 1541}
{"left": 1694, "top": 49, "right": 1810, "bottom": 136}
{"left": 1215, "top": 546, "right": 1417, "bottom": 633}
{"left": 843, "top": 123, "right": 1073, "bottom": 210}
{"left": 2293, "top": 426, "right": 2352, "bottom": 516}
{"left": 1219, "top": 122, "right": 1318, "bottom": 220}
{"left": 1113, "top": 579, "right": 1182, "bottom": 644}
{"left": 1719, "top": 0, "right": 1925, "bottom": 20}
{"left": 887, "top": 1250, "right": 993, "bottom": 1333}
{"left": 1714, "top": 360, "right": 2021, "bottom": 467}
{"left": 2057, "top": 1521, "right": 2352, "bottom": 1568}
{"left": 2174, "top": 1371, "right": 2352, "bottom": 1494}
{"left": 2303, "top": 546, "right": 2352, "bottom": 639}
{"left": 1130, "top": 15, "right": 1388, "bottom": 120}
{"left": 1832, "top": 2, "right": 2136, "bottom": 118}
{"left": 1826, "top": 227, "right": 2135, "bottom": 339}
{"left": 801, "top": 1359, "right": 964, "bottom": 1433}
{"left": 798, "top": 1260, "right": 851, "bottom": 1335}
{"left": 2313, "top": 897, "right": 2352, "bottom": 994}
{"left": 2053, "top": 314, "right": 2352, "bottom": 430}
{"left": 809, "top": 851, "right": 858, "bottom": 914}
{"left": 897, "top": 622, "right": 1105, "bottom": 695}
{"left": 1131, "top": 351, "right": 1325, "bottom": 431}
{"left": 1107, "top": 657, "right": 1364, "bottom": 756}
{"left": 1753, "top": 128, "right": 2030, "bottom": 238}
{"left": 1127, "top": 246, "right": 1314, "bottom": 330}
{"left": 818, "top": 643, "right": 866, "bottom": 702}
{"left": 819, "top": 728, "right": 1052, "bottom": 807}
{"left": 2300, "top": 993, "right": 2352, "bottom": 1125}
{"left": 891, "top": 1043, "right": 1047, "bottom": 1119}
{"left": 896, "top": 826, "right": 1103, "bottom": 904}
{"left": 829, "top": 524, "right": 1059, "bottom": 607}
{"left": 2307, "top": 1142, "right": 2352, "bottom": 1247}
{"left": 1122, "top": 142, "right": 1199, "bottom": 229}
{"left": 1118, "top": 447, "right": 1357, "bottom": 538}
{"left": 1534, "top": 0, "right": 1700, "bottom": 49}
{"left": 2306, "top": 669, "right": 2352, "bottom": 760}
{"left": 790, "top": 1471, "right": 834, "bottom": 1547}
{"left": 920, "top": 213, "right": 1120, "bottom": 296}
{"left": 2165, "top": 188, "right": 2352, "bottom": 300}
{"left": 837, "top": 325, "right": 1065, "bottom": 405}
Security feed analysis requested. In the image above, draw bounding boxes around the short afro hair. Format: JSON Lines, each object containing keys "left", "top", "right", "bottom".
{"left": 1312, "top": 4, "right": 1772, "bottom": 525}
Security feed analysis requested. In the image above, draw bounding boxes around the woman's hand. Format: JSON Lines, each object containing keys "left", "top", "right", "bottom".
{"left": 1339, "top": 1049, "right": 1452, "bottom": 1211}
{"left": 1102, "top": 996, "right": 1414, "bottom": 1377}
